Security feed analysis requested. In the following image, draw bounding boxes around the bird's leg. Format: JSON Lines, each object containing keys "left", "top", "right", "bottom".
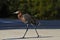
{"left": 37, "top": 22, "right": 40, "bottom": 26}
{"left": 35, "top": 26, "right": 39, "bottom": 37}
{"left": 22, "top": 24, "right": 29, "bottom": 38}
{"left": 32, "top": 25, "right": 39, "bottom": 38}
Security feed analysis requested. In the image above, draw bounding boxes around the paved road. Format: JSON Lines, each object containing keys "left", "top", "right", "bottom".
{"left": 0, "top": 19, "right": 60, "bottom": 30}
{"left": 0, "top": 29, "right": 60, "bottom": 40}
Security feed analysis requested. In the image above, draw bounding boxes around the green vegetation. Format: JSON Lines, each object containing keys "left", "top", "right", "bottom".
{"left": 0, "top": 0, "right": 60, "bottom": 20}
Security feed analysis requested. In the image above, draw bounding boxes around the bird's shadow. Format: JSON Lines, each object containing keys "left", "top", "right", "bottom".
{"left": 3, "top": 35, "right": 53, "bottom": 40}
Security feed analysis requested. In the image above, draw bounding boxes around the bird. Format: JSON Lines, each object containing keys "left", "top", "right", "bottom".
{"left": 14, "top": 10, "right": 40, "bottom": 38}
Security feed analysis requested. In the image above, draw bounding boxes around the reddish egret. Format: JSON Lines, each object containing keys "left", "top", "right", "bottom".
{"left": 14, "top": 10, "right": 40, "bottom": 38}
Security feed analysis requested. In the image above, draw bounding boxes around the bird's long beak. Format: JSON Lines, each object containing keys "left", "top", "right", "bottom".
{"left": 13, "top": 11, "right": 19, "bottom": 14}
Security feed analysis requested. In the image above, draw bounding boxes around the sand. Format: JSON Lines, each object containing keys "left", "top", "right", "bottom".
{"left": 0, "top": 29, "right": 60, "bottom": 40}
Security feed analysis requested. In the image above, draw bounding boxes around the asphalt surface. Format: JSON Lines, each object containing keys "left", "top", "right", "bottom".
{"left": 0, "top": 19, "right": 60, "bottom": 30}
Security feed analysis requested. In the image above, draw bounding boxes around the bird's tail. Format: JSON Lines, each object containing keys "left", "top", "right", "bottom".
{"left": 31, "top": 18, "right": 40, "bottom": 26}
{"left": 31, "top": 20, "right": 40, "bottom": 27}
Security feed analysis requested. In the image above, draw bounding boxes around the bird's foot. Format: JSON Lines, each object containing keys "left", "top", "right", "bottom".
{"left": 37, "top": 35, "right": 39, "bottom": 38}
{"left": 22, "top": 36, "right": 25, "bottom": 38}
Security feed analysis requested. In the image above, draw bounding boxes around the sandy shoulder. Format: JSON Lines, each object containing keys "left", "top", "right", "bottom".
{"left": 0, "top": 29, "right": 60, "bottom": 40}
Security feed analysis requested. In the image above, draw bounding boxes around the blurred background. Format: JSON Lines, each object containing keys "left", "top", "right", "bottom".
{"left": 0, "top": 0, "right": 60, "bottom": 20}
{"left": 0, "top": 0, "right": 60, "bottom": 29}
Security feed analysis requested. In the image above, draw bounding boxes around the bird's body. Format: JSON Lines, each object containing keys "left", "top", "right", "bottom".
{"left": 18, "top": 13, "right": 38, "bottom": 25}
{"left": 19, "top": 14, "right": 32, "bottom": 24}
{"left": 14, "top": 10, "right": 40, "bottom": 38}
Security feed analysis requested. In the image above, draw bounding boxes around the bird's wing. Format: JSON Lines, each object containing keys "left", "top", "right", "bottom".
{"left": 23, "top": 14, "right": 32, "bottom": 20}
{"left": 23, "top": 14, "right": 38, "bottom": 25}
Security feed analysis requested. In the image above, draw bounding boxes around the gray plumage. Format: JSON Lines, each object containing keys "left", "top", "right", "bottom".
{"left": 23, "top": 14, "right": 38, "bottom": 25}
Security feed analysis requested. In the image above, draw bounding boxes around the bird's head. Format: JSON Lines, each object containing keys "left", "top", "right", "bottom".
{"left": 14, "top": 10, "right": 22, "bottom": 14}
{"left": 14, "top": 10, "right": 20, "bottom": 14}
